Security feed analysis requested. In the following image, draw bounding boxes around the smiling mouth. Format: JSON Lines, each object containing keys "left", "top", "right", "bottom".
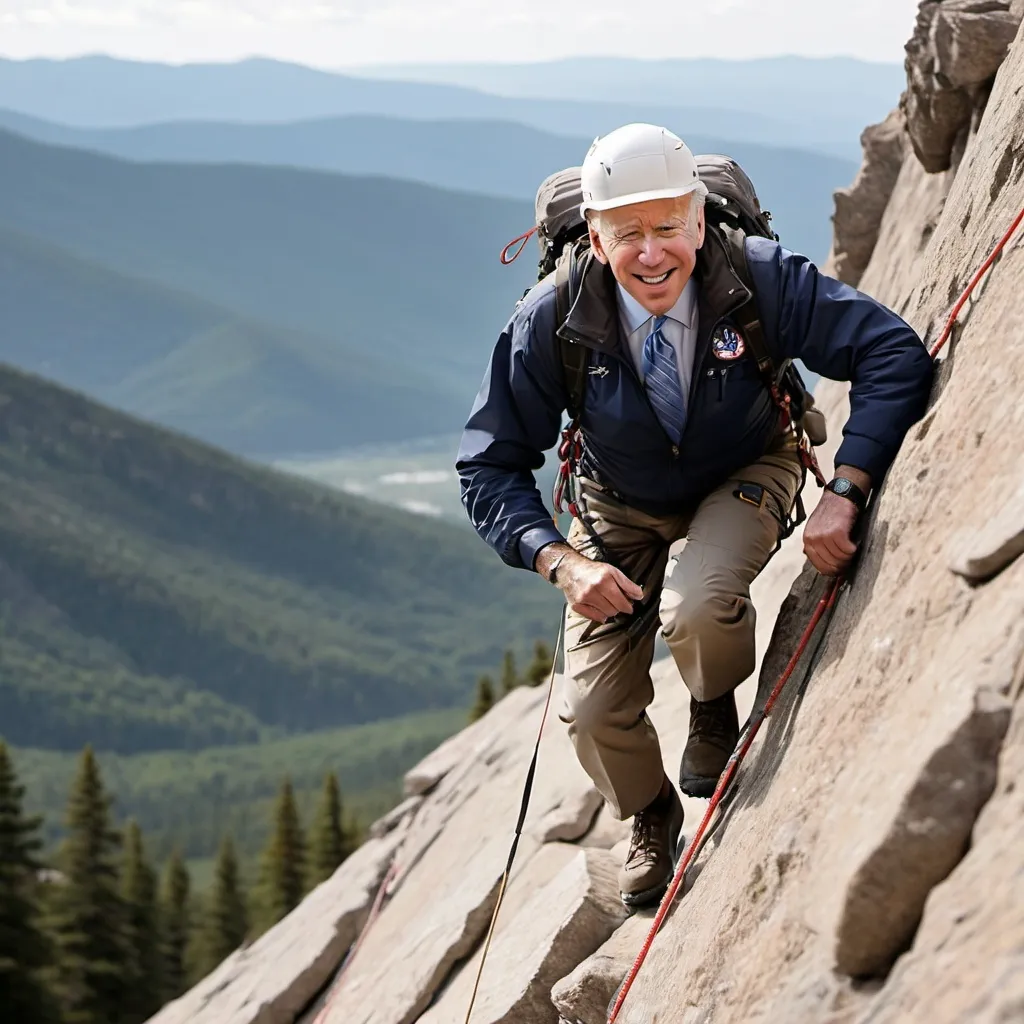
{"left": 635, "top": 268, "right": 675, "bottom": 286}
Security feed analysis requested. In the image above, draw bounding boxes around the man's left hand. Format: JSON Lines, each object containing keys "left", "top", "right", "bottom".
{"left": 803, "top": 464, "right": 872, "bottom": 577}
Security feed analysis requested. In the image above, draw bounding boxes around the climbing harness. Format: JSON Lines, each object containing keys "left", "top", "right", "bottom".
{"left": 605, "top": 200, "right": 1024, "bottom": 1022}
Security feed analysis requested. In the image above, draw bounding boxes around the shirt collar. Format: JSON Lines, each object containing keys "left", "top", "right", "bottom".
{"left": 616, "top": 275, "right": 698, "bottom": 337}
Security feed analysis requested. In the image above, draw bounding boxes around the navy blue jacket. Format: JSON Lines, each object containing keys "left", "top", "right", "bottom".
{"left": 457, "top": 232, "right": 934, "bottom": 572}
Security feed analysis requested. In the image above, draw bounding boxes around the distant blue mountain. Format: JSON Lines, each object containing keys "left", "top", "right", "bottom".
{"left": 0, "top": 128, "right": 542, "bottom": 455}
{"left": 350, "top": 55, "right": 904, "bottom": 126}
{"left": 0, "top": 109, "right": 855, "bottom": 263}
{"left": 0, "top": 55, "right": 874, "bottom": 158}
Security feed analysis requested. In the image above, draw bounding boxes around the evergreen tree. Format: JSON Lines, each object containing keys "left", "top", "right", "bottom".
{"left": 196, "top": 834, "right": 248, "bottom": 978}
{"left": 121, "top": 820, "right": 162, "bottom": 1023}
{"left": 159, "top": 848, "right": 191, "bottom": 1002}
{"left": 309, "top": 773, "right": 350, "bottom": 887}
{"left": 499, "top": 649, "right": 520, "bottom": 695}
{"left": 469, "top": 675, "right": 495, "bottom": 722}
{"left": 49, "top": 745, "right": 126, "bottom": 1024}
{"left": 257, "top": 779, "right": 306, "bottom": 930}
{"left": 0, "top": 742, "right": 58, "bottom": 1023}
{"left": 525, "top": 640, "right": 554, "bottom": 687}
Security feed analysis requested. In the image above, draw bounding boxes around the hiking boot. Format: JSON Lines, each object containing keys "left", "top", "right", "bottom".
{"left": 618, "top": 780, "right": 684, "bottom": 909}
{"left": 679, "top": 690, "right": 739, "bottom": 798}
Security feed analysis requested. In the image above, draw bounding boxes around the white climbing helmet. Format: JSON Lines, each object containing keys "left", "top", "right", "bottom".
{"left": 580, "top": 122, "right": 706, "bottom": 215}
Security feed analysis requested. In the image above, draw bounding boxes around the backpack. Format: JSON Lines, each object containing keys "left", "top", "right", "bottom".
{"left": 552, "top": 155, "right": 826, "bottom": 455}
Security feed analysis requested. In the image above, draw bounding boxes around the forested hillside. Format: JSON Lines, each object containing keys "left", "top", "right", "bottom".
{"left": 0, "top": 364, "right": 558, "bottom": 754}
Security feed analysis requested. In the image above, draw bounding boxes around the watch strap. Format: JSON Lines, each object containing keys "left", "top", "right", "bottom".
{"left": 826, "top": 477, "right": 869, "bottom": 512}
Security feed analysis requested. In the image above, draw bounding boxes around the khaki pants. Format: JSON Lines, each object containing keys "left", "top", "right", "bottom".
{"left": 559, "top": 437, "right": 803, "bottom": 819}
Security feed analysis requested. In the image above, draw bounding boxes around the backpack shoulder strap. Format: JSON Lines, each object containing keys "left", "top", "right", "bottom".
{"left": 716, "top": 225, "right": 783, "bottom": 384}
{"left": 555, "top": 248, "right": 588, "bottom": 422}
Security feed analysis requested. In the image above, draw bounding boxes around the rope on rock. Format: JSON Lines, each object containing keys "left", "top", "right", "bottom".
{"left": 606, "top": 576, "right": 842, "bottom": 1023}
{"left": 606, "top": 200, "right": 1024, "bottom": 1023}
{"left": 462, "top": 612, "right": 565, "bottom": 1024}
{"left": 929, "top": 203, "right": 1024, "bottom": 360}
{"left": 311, "top": 857, "right": 398, "bottom": 1024}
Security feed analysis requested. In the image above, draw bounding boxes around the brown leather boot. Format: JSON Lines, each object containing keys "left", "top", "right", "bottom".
{"left": 679, "top": 690, "right": 739, "bottom": 798}
{"left": 618, "top": 779, "right": 684, "bottom": 908}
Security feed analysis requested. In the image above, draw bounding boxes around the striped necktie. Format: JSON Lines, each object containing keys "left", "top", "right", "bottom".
{"left": 641, "top": 315, "right": 687, "bottom": 442}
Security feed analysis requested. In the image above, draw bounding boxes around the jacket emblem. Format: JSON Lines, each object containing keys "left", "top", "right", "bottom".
{"left": 711, "top": 324, "right": 746, "bottom": 361}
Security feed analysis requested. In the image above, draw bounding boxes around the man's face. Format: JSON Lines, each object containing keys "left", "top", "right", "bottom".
{"left": 588, "top": 196, "right": 705, "bottom": 315}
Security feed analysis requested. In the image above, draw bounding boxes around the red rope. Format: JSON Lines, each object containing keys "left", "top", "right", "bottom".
{"left": 607, "top": 201, "right": 1024, "bottom": 1023}
{"left": 606, "top": 577, "right": 842, "bottom": 1022}
{"left": 312, "top": 858, "right": 398, "bottom": 1024}
{"left": 929, "top": 204, "right": 1024, "bottom": 359}
{"left": 500, "top": 227, "right": 537, "bottom": 265}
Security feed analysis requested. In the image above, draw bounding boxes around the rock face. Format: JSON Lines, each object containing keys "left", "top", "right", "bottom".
{"left": 828, "top": 110, "right": 907, "bottom": 286}
{"left": 148, "top": 9, "right": 1024, "bottom": 1024}
{"left": 902, "top": 0, "right": 1022, "bottom": 173}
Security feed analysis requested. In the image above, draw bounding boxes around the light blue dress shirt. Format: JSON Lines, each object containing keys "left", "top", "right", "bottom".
{"left": 616, "top": 277, "right": 700, "bottom": 402}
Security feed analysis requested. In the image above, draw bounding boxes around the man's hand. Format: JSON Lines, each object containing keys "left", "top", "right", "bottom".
{"left": 535, "top": 543, "right": 643, "bottom": 623}
{"left": 803, "top": 464, "right": 871, "bottom": 577}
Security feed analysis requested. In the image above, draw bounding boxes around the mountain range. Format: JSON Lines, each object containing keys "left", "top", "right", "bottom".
{"left": 0, "top": 127, "right": 536, "bottom": 454}
{"left": 0, "top": 119, "right": 850, "bottom": 459}
{"left": 0, "top": 362, "right": 556, "bottom": 755}
{"left": 0, "top": 55, "right": 888, "bottom": 158}
{"left": 0, "top": 107, "right": 855, "bottom": 253}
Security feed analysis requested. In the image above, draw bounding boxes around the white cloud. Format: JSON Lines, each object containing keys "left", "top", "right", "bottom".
{"left": 0, "top": 0, "right": 923, "bottom": 64}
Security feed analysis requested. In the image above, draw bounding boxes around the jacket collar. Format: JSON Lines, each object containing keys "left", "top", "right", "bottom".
{"left": 556, "top": 228, "right": 751, "bottom": 353}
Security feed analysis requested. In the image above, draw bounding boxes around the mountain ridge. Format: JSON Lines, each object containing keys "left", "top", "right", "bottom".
{"left": 0, "top": 54, "right": 866, "bottom": 157}
{"left": 0, "top": 360, "right": 558, "bottom": 754}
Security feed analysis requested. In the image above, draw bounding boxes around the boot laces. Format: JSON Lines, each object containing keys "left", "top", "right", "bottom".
{"left": 691, "top": 696, "right": 736, "bottom": 746}
{"left": 626, "top": 803, "right": 664, "bottom": 868}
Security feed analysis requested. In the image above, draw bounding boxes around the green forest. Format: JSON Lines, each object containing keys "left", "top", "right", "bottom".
{"left": 0, "top": 363, "right": 558, "bottom": 754}
{"left": 0, "top": 741, "right": 359, "bottom": 1023}
{"left": 0, "top": 643, "right": 551, "bottom": 1024}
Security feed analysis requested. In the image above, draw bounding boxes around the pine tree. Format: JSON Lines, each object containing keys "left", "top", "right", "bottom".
{"left": 525, "top": 640, "right": 554, "bottom": 687}
{"left": 159, "top": 848, "right": 191, "bottom": 1002}
{"left": 196, "top": 834, "right": 248, "bottom": 978}
{"left": 469, "top": 675, "right": 495, "bottom": 722}
{"left": 499, "top": 649, "right": 520, "bottom": 695}
{"left": 309, "top": 773, "right": 349, "bottom": 887}
{"left": 49, "top": 745, "right": 126, "bottom": 1024}
{"left": 257, "top": 779, "right": 307, "bottom": 930}
{"left": 121, "top": 820, "right": 162, "bottom": 1023}
{"left": 0, "top": 742, "right": 58, "bottom": 1023}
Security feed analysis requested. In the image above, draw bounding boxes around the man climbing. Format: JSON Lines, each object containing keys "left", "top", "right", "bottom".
{"left": 457, "top": 123, "right": 934, "bottom": 908}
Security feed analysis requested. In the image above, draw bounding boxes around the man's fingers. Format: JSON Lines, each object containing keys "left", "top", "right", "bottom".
{"left": 610, "top": 566, "right": 644, "bottom": 600}
{"left": 804, "top": 538, "right": 839, "bottom": 577}
{"left": 830, "top": 529, "right": 859, "bottom": 556}
{"left": 574, "top": 602, "right": 609, "bottom": 624}
{"left": 576, "top": 587, "right": 621, "bottom": 619}
{"left": 600, "top": 579, "right": 637, "bottom": 616}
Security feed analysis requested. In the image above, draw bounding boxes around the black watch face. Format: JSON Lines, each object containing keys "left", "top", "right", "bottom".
{"left": 833, "top": 479, "right": 852, "bottom": 496}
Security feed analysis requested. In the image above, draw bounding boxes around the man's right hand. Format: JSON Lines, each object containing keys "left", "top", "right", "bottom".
{"left": 535, "top": 543, "right": 643, "bottom": 623}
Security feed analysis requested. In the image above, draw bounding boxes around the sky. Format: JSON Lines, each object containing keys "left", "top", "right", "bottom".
{"left": 0, "top": 0, "right": 923, "bottom": 66}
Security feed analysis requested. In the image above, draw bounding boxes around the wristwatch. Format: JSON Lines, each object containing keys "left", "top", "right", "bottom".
{"left": 825, "top": 477, "right": 869, "bottom": 512}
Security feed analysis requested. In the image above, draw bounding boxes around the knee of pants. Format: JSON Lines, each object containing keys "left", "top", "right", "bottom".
{"left": 660, "top": 583, "right": 753, "bottom": 646}
{"left": 561, "top": 681, "right": 625, "bottom": 738}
